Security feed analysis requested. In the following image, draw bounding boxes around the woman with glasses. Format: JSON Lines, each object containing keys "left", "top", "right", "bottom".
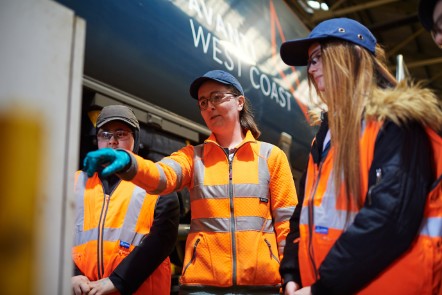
{"left": 82, "top": 70, "right": 298, "bottom": 294}
{"left": 72, "top": 105, "right": 180, "bottom": 295}
{"left": 279, "top": 18, "right": 442, "bottom": 295}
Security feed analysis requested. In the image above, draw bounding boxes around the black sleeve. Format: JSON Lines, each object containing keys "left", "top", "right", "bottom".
{"left": 311, "top": 121, "right": 433, "bottom": 295}
{"left": 73, "top": 263, "right": 83, "bottom": 276}
{"left": 280, "top": 170, "right": 305, "bottom": 289}
{"left": 109, "top": 193, "right": 180, "bottom": 295}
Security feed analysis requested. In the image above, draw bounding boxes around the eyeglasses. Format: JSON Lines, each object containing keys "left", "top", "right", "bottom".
{"left": 97, "top": 130, "right": 133, "bottom": 141}
{"left": 197, "top": 92, "right": 238, "bottom": 111}
{"left": 307, "top": 53, "right": 322, "bottom": 69}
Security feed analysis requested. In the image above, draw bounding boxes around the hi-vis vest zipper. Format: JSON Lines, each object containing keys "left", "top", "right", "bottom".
{"left": 72, "top": 171, "right": 171, "bottom": 295}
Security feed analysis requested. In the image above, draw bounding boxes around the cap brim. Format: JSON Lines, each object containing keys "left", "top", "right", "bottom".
{"left": 280, "top": 36, "right": 327, "bottom": 66}
{"left": 189, "top": 77, "right": 212, "bottom": 99}
{"left": 96, "top": 117, "right": 137, "bottom": 129}
{"left": 189, "top": 76, "right": 238, "bottom": 99}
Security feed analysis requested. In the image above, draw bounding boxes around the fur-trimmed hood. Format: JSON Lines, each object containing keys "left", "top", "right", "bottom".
{"left": 366, "top": 82, "right": 442, "bottom": 132}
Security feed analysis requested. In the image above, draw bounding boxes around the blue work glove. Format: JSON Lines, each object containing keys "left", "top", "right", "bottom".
{"left": 83, "top": 148, "right": 131, "bottom": 178}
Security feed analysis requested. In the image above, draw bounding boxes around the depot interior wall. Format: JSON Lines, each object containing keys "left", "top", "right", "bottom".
{"left": 0, "top": 0, "right": 84, "bottom": 294}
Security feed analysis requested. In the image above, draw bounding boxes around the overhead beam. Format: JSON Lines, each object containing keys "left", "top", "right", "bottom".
{"left": 330, "top": 0, "right": 348, "bottom": 10}
{"left": 387, "top": 27, "right": 425, "bottom": 58}
{"left": 426, "top": 70, "right": 442, "bottom": 84}
{"left": 368, "top": 14, "right": 419, "bottom": 33}
{"left": 312, "top": 0, "right": 400, "bottom": 22}
{"left": 405, "top": 57, "right": 442, "bottom": 69}
{"left": 390, "top": 57, "right": 442, "bottom": 71}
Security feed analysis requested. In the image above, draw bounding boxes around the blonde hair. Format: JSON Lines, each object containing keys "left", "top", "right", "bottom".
{"left": 309, "top": 41, "right": 396, "bottom": 214}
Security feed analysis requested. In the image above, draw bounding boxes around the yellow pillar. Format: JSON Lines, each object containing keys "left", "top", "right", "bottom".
{"left": 0, "top": 110, "right": 42, "bottom": 295}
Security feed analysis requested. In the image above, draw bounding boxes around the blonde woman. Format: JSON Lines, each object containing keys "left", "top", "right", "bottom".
{"left": 279, "top": 18, "right": 442, "bottom": 295}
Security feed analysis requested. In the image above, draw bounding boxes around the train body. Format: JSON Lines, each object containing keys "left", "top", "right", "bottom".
{"left": 55, "top": 0, "right": 316, "bottom": 290}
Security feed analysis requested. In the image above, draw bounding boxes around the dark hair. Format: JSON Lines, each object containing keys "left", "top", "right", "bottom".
{"left": 228, "top": 86, "right": 261, "bottom": 139}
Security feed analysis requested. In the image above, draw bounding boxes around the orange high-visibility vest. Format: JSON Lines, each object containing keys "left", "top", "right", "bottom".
{"left": 72, "top": 171, "right": 171, "bottom": 295}
{"left": 129, "top": 131, "right": 297, "bottom": 289}
{"left": 424, "top": 127, "right": 442, "bottom": 295}
{"left": 300, "top": 121, "right": 442, "bottom": 295}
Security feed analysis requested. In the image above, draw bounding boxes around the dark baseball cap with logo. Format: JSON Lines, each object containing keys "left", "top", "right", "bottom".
{"left": 189, "top": 70, "right": 244, "bottom": 99}
{"left": 280, "top": 17, "right": 377, "bottom": 66}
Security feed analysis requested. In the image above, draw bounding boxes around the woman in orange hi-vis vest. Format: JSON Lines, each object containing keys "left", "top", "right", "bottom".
{"left": 72, "top": 105, "right": 180, "bottom": 295}
{"left": 81, "top": 70, "right": 298, "bottom": 294}
{"left": 279, "top": 18, "right": 442, "bottom": 295}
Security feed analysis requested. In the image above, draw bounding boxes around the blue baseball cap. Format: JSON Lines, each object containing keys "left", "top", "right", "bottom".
{"left": 189, "top": 70, "right": 244, "bottom": 99}
{"left": 280, "top": 18, "right": 377, "bottom": 66}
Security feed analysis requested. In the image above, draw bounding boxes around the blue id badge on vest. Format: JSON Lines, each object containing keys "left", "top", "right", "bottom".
{"left": 315, "top": 225, "right": 328, "bottom": 234}
{"left": 120, "top": 240, "right": 130, "bottom": 249}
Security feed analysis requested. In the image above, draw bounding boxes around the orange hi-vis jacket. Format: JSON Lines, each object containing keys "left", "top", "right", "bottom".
{"left": 424, "top": 127, "right": 442, "bottom": 295}
{"left": 300, "top": 121, "right": 442, "bottom": 295}
{"left": 124, "top": 131, "right": 297, "bottom": 291}
{"left": 72, "top": 171, "right": 171, "bottom": 295}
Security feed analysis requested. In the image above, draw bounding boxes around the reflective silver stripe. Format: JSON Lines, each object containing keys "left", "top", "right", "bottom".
{"left": 235, "top": 183, "right": 269, "bottom": 197}
{"left": 160, "top": 157, "right": 183, "bottom": 190}
{"left": 274, "top": 206, "right": 296, "bottom": 223}
{"left": 151, "top": 158, "right": 184, "bottom": 194}
{"left": 189, "top": 142, "right": 280, "bottom": 240}
{"left": 119, "top": 229, "right": 145, "bottom": 246}
{"left": 190, "top": 217, "right": 229, "bottom": 233}
{"left": 190, "top": 184, "right": 227, "bottom": 201}
{"left": 302, "top": 174, "right": 441, "bottom": 237}
{"left": 258, "top": 142, "right": 272, "bottom": 182}
{"left": 259, "top": 143, "right": 295, "bottom": 227}
{"left": 190, "top": 216, "right": 274, "bottom": 233}
{"left": 190, "top": 183, "right": 269, "bottom": 201}
{"left": 237, "top": 216, "right": 274, "bottom": 232}
{"left": 74, "top": 227, "right": 98, "bottom": 245}
{"left": 150, "top": 162, "right": 167, "bottom": 194}
{"left": 279, "top": 239, "right": 286, "bottom": 251}
{"left": 192, "top": 144, "right": 204, "bottom": 186}
{"left": 73, "top": 172, "right": 87, "bottom": 246}
{"left": 119, "top": 186, "right": 148, "bottom": 246}
{"left": 75, "top": 227, "right": 144, "bottom": 246}
{"left": 301, "top": 122, "right": 369, "bottom": 227}
{"left": 73, "top": 176, "right": 147, "bottom": 247}
{"left": 419, "top": 216, "right": 442, "bottom": 238}
{"left": 300, "top": 169, "right": 357, "bottom": 230}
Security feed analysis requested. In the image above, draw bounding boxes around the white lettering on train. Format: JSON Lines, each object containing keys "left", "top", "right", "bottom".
{"left": 250, "top": 66, "right": 291, "bottom": 111}
{"left": 188, "top": 0, "right": 293, "bottom": 112}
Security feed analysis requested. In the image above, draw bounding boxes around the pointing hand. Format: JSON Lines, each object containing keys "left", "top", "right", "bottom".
{"left": 83, "top": 148, "right": 130, "bottom": 178}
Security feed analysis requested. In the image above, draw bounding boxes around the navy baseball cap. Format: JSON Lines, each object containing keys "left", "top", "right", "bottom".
{"left": 280, "top": 18, "right": 377, "bottom": 66}
{"left": 418, "top": 0, "right": 438, "bottom": 31}
{"left": 189, "top": 70, "right": 244, "bottom": 99}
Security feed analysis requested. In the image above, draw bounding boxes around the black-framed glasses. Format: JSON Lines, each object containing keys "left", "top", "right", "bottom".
{"left": 197, "top": 92, "right": 238, "bottom": 111}
{"left": 97, "top": 130, "right": 133, "bottom": 141}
